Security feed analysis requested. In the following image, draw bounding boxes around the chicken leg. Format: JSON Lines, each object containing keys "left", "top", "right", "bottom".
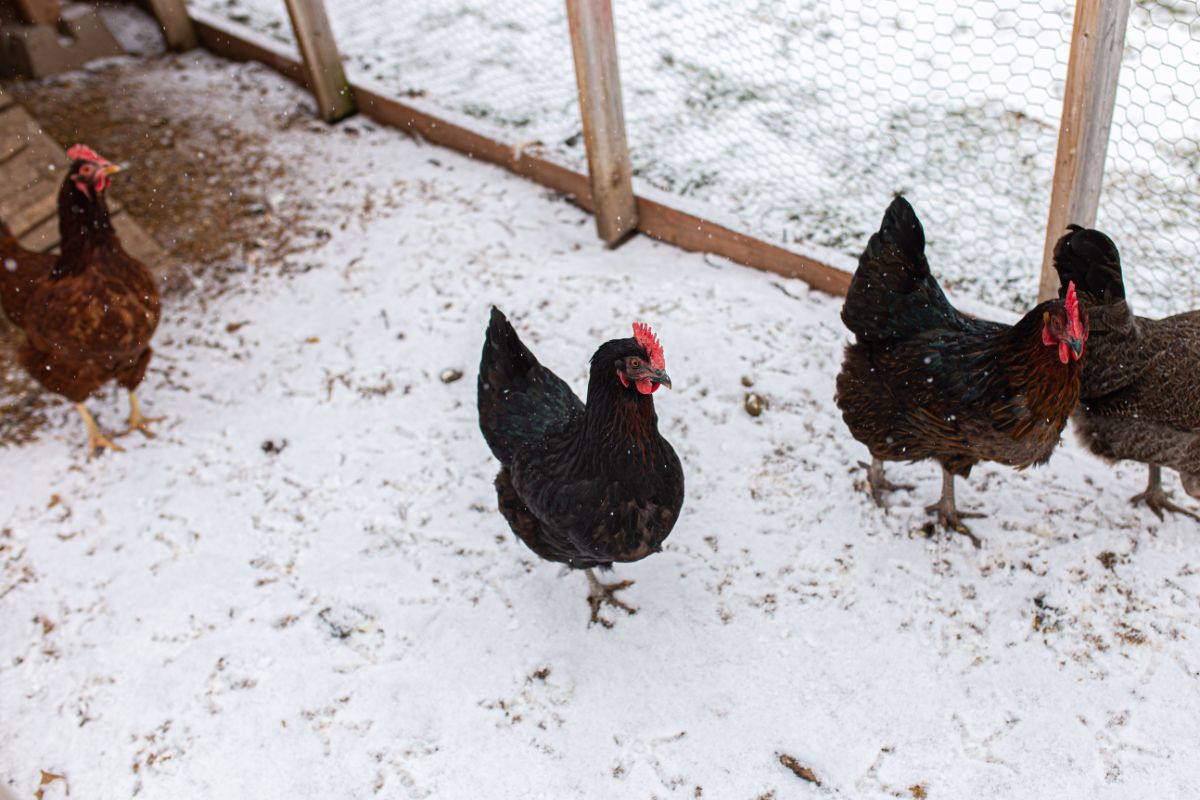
{"left": 924, "top": 467, "right": 983, "bottom": 547}
{"left": 584, "top": 568, "right": 637, "bottom": 628}
{"left": 118, "top": 390, "right": 164, "bottom": 438}
{"left": 1131, "top": 465, "right": 1199, "bottom": 521}
{"left": 861, "top": 458, "right": 914, "bottom": 506}
{"left": 76, "top": 404, "right": 124, "bottom": 458}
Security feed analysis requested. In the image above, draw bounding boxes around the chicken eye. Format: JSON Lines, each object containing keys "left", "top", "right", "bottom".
{"left": 629, "top": 358, "right": 640, "bottom": 368}
{"left": 79, "top": 164, "right": 94, "bottom": 176}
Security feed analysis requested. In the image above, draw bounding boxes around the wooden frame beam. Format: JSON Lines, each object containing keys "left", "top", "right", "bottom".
{"left": 11, "top": 0, "right": 59, "bottom": 26}
{"left": 566, "top": 0, "right": 637, "bottom": 246}
{"left": 145, "top": 0, "right": 198, "bottom": 51}
{"left": 1038, "top": 0, "right": 1130, "bottom": 301}
{"left": 282, "top": 0, "right": 356, "bottom": 122}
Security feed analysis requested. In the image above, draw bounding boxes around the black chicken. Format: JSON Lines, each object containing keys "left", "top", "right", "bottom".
{"left": 477, "top": 307, "right": 684, "bottom": 626}
{"left": 836, "top": 197, "right": 1087, "bottom": 545}
{"left": 1054, "top": 225, "right": 1200, "bottom": 519}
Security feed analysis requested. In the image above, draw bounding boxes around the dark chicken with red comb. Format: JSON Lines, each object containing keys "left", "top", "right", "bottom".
{"left": 477, "top": 308, "right": 684, "bottom": 626}
{"left": 1054, "top": 225, "right": 1200, "bottom": 520}
{"left": 836, "top": 197, "right": 1088, "bottom": 545}
{"left": 0, "top": 144, "right": 161, "bottom": 456}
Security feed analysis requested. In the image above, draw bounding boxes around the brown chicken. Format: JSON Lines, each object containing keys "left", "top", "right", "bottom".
{"left": 836, "top": 197, "right": 1088, "bottom": 545}
{"left": 1053, "top": 225, "right": 1200, "bottom": 519}
{"left": 0, "top": 144, "right": 161, "bottom": 456}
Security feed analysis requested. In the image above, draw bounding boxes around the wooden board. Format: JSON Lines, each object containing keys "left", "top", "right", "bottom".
{"left": 566, "top": 0, "right": 637, "bottom": 245}
{"left": 1038, "top": 0, "right": 1130, "bottom": 301}
{"left": 11, "top": 0, "right": 59, "bottom": 26}
{"left": 282, "top": 0, "right": 355, "bottom": 122}
{"left": 145, "top": 0, "right": 198, "bottom": 51}
{"left": 191, "top": 10, "right": 855, "bottom": 297}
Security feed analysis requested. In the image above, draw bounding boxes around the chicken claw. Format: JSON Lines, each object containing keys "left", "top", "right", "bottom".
{"left": 861, "top": 459, "right": 914, "bottom": 507}
{"left": 1131, "top": 465, "right": 1199, "bottom": 521}
{"left": 76, "top": 404, "right": 125, "bottom": 458}
{"left": 584, "top": 569, "right": 637, "bottom": 628}
{"left": 117, "top": 390, "right": 165, "bottom": 438}
{"left": 924, "top": 467, "right": 983, "bottom": 548}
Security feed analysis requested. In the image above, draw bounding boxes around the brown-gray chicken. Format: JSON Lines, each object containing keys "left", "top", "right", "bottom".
{"left": 1053, "top": 225, "right": 1200, "bottom": 519}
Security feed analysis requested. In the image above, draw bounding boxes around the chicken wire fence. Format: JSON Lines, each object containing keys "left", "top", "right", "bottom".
{"left": 190, "top": 0, "right": 1200, "bottom": 316}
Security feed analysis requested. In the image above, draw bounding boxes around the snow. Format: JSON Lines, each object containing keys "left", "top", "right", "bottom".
{"left": 185, "top": 0, "right": 1200, "bottom": 317}
{"left": 4, "top": 44, "right": 1200, "bottom": 800}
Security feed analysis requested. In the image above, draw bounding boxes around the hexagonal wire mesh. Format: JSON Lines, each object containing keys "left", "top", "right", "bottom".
{"left": 190, "top": 0, "right": 1198, "bottom": 315}
{"left": 1097, "top": 0, "right": 1200, "bottom": 316}
{"left": 190, "top": 0, "right": 583, "bottom": 160}
{"left": 613, "top": 0, "right": 1072, "bottom": 312}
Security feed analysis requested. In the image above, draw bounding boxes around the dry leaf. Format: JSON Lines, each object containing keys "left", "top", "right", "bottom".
{"left": 35, "top": 770, "right": 65, "bottom": 800}
{"left": 778, "top": 753, "right": 820, "bottom": 786}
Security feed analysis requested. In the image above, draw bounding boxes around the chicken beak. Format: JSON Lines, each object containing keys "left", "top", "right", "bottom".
{"left": 99, "top": 163, "right": 123, "bottom": 177}
{"left": 652, "top": 370, "right": 672, "bottom": 390}
{"left": 1068, "top": 338, "right": 1084, "bottom": 360}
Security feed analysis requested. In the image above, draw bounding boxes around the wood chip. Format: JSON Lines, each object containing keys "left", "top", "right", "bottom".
{"left": 778, "top": 753, "right": 820, "bottom": 786}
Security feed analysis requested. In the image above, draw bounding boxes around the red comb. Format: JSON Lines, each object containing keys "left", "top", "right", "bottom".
{"left": 632, "top": 322, "right": 665, "bottom": 370}
{"left": 1065, "top": 281, "right": 1086, "bottom": 340}
{"left": 67, "top": 144, "right": 106, "bottom": 163}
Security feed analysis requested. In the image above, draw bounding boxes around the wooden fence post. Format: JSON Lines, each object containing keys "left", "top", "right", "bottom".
{"left": 282, "top": 0, "right": 356, "bottom": 122}
{"left": 1038, "top": 0, "right": 1130, "bottom": 301}
{"left": 10, "top": 0, "right": 60, "bottom": 26}
{"left": 566, "top": 0, "right": 638, "bottom": 246}
{"left": 145, "top": 0, "right": 198, "bottom": 51}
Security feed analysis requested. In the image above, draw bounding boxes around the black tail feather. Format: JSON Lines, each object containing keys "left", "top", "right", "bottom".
{"left": 861, "top": 195, "right": 928, "bottom": 277}
{"left": 842, "top": 195, "right": 959, "bottom": 342}
{"left": 1052, "top": 225, "right": 1125, "bottom": 302}
{"left": 477, "top": 307, "right": 583, "bottom": 465}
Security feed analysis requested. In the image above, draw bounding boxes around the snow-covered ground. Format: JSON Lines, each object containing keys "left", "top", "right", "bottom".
{"left": 3, "top": 47, "right": 1200, "bottom": 800}
{"left": 187, "top": 0, "right": 1200, "bottom": 316}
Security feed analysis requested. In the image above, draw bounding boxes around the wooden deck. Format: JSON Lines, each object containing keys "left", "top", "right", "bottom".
{"left": 0, "top": 85, "right": 167, "bottom": 266}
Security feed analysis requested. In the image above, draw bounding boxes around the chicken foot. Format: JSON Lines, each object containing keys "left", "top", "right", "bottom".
{"left": 584, "top": 568, "right": 637, "bottom": 628}
{"left": 861, "top": 458, "right": 914, "bottom": 507}
{"left": 118, "top": 390, "right": 164, "bottom": 438}
{"left": 1131, "top": 465, "right": 1199, "bottom": 521}
{"left": 924, "top": 467, "right": 983, "bottom": 548}
{"left": 76, "top": 404, "right": 125, "bottom": 458}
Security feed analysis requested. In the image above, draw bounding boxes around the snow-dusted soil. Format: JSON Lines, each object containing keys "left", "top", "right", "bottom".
{"left": 3, "top": 52, "right": 1200, "bottom": 800}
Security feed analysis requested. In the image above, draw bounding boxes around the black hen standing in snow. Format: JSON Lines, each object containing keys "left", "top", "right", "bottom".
{"left": 836, "top": 196, "right": 1087, "bottom": 545}
{"left": 477, "top": 308, "right": 684, "bottom": 627}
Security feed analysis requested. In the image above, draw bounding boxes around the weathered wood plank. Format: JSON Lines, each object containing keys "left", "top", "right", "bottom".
{"left": 145, "top": 0, "right": 198, "bottom": 51}
{"left": 0, "top": 104, "right": 39, "bottom": 164}
{"left": 0, "top": 137, "right": 66, "bottom": 234}
{"left": 566, "top": 0, "right": 637, "bottom": 245}
{"left": 11, "top": 0, "right": 59, "bottom": 26}
{"left": 1038, "top": 0, "right": 1130, "bottom": 301}
{"left": 282, "top": 0, "right": 356, "bottom": 122}
{"left": 18, "top": 207, "right": 58, "bottom": 252}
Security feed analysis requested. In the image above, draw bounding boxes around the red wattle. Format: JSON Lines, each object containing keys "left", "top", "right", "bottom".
{"left": 636, "top": 379, "right": 658, "bottom": 395}
{"left": 1059, "top": 342, "right": 1069, "bottom": 364}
